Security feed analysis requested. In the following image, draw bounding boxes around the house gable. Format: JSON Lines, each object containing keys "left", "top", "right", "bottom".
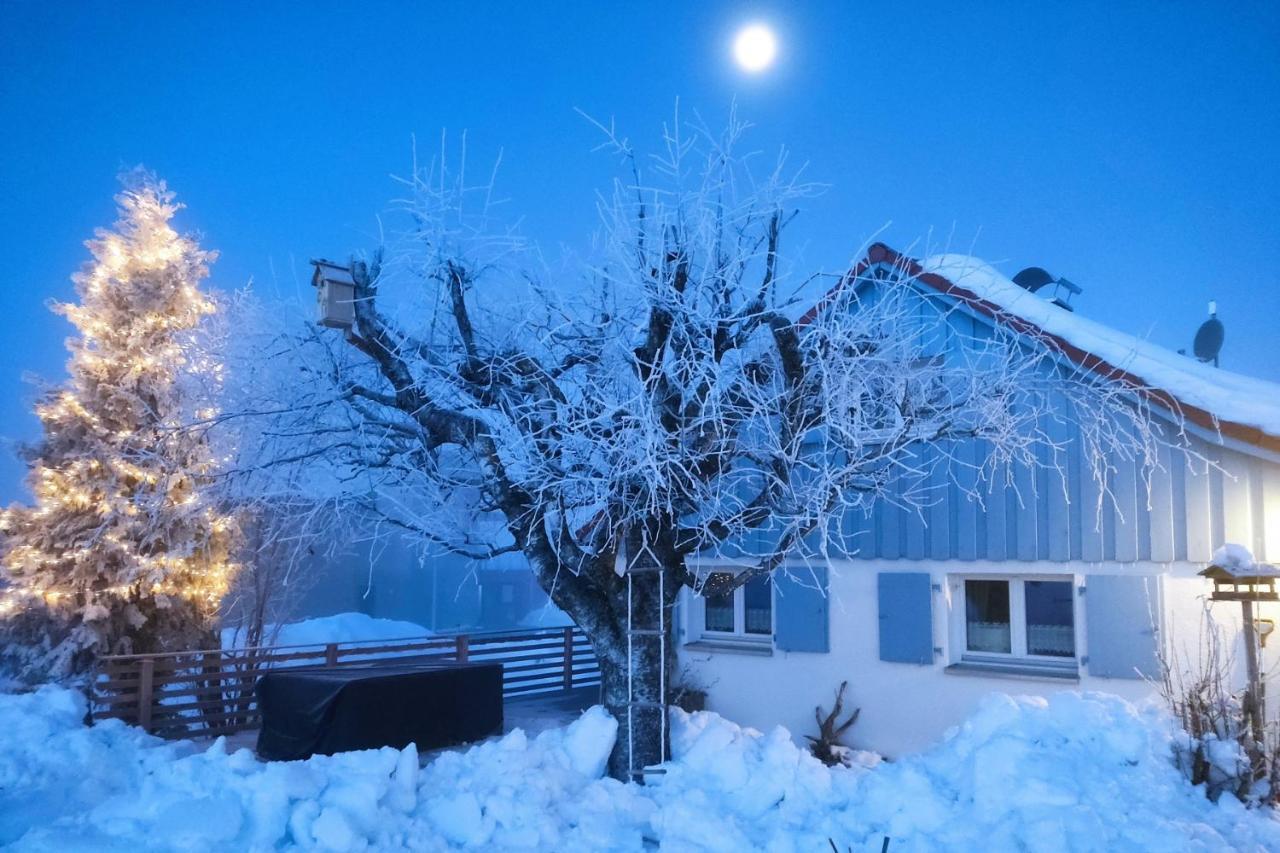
{"left": 819, "top": 251, "right": 1280, "bottom": 565}
{"left": 805, "top": 244, "right": 1280, "bottom": 456}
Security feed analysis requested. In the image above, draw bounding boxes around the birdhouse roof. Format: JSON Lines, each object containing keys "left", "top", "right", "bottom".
{"left": 310, "top": 259, "right": 355, "bottom": 286}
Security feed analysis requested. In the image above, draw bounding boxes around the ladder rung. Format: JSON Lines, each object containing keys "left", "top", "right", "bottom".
{"left": 626, "top": 566, "right": 663, "bottom": 574}
{"left": 628, "top": 767, "right": 668, "bottom": 778}
{"left": 628, "top": 629, "right": 664, "bottom": 636}
{"left": 626, "top": 700, "right": 665, "bottom": 709}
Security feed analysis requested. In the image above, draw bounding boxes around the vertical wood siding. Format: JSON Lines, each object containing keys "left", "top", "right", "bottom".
{"left": 836, "top": 279, "right": 1279, "bottom": 565}
{"left": 846, "top": 428, "right": 1277, "bottom": 564}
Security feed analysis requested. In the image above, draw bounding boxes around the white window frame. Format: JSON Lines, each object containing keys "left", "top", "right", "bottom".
{"left": 697, "top": 571, "right": 774, "bottom": 644}
{"left": 949, "top": 574, "right": 1079, "bottom": 672}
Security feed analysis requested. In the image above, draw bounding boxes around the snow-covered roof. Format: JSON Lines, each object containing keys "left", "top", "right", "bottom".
{"left": 806, "top": 244, "right": 1280, "bottom": 452}
{"left": 1204, "top": 544, "right": 1280, "bottom": 579}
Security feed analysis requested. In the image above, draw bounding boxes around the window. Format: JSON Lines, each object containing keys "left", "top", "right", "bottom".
{"left": 956, "top": 576, "right": 1076, "bottom": 672}
{"left": 705, "top": 585, "right": 735, "bottom": 632}
{"left": 701, "top": 572, "right": 773, "bottom": 640}
{"left": 1023, "top": 580, "right": 1075, "bottom": 657}
{"left": 965, "top": 579, "right": 1011, "bottom": 653}
{"left": 743, "top": 575, "right": 772, "bottom": 634}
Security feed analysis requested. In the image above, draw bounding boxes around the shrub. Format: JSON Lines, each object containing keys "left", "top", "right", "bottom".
{"left": 807, "top": 681, "right": 862, "bottom": 768}
{"left": 1159, "top": 605, "right": 1279, "bottom": 805}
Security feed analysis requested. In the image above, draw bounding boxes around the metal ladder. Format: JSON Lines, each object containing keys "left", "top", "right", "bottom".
{"left": 625, "top": 530, "right": 667, "bottom": 781}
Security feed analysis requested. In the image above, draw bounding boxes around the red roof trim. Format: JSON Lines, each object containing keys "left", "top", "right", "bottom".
{"left": 802, "top": 243, "right": 1280, "bottom": 454}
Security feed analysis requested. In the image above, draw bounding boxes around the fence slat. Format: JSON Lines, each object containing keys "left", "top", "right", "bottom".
{"left": 137, "top": 659, "right": 154, "bottom": 731}
{"left": 562, "top": 627, "right": 574, "bottom": 692}
{"left": 93, "top": 627, "right": 599, "bottom": 739}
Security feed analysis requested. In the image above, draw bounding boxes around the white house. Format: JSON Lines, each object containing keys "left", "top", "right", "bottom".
{"left": 677, "top": 244, "right": 1280, "bottom": 758}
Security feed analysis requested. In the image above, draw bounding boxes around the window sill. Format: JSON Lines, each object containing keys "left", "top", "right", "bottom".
{"left": 945, "top": 661, "right": 1079, "bottom": 683}
{"left": 684, "top": 638, "right": 774, "bottom": 657}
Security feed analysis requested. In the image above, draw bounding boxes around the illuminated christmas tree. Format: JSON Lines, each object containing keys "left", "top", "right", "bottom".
{"left": 0, "top": 171, "right": 238, "bottom": 680}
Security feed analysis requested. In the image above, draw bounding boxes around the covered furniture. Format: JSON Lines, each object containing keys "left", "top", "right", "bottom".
{"left": 255, "top": 662, "right": 503, "bottom": 761}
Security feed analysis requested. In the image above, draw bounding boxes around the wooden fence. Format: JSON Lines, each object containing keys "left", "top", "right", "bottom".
{"left": 91, "top": 626, "right": 600, "bottom": 739}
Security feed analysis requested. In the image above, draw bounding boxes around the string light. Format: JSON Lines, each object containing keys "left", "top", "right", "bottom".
{"left": 0, "top": 175, "right": 240, "bottom": 661}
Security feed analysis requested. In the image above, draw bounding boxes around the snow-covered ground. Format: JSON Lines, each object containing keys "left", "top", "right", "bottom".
{"left": 2, "top": 686, "right": 1278, "bottom": 851}
{"left": 516, "top": 604, "right": 575, "bottom": 629}
{"left": 221, "top": 613, "right": 434, "bottom": 650}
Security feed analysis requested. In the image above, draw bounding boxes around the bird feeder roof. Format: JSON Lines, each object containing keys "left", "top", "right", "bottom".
{"left": 310, "top": 259, "right": 355, "bottom": 287}
{"left": 1200, "top": 544, "right": 1280, "bottom": 582}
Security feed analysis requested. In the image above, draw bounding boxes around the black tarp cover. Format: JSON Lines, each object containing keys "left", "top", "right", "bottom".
{"left": 255, "top": 663, "right": 504, "bottom": 761}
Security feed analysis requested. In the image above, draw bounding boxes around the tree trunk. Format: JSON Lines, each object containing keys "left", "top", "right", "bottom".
{"left": 525, "top": 535, "right": 683, "bottom": 782}
{"left": 593, "top": 571, "right": 675, "bottom": 781}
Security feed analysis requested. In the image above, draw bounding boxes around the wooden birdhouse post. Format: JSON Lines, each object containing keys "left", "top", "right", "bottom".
{"left": 1200, "top": 546, "right": 1280, "bottom": 744}
{"left": 310, "top": 259, "right": 357, "bottom": 332}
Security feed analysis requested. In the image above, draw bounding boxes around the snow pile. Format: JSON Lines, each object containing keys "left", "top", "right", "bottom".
{"left": 825, "top": 693, "right": 1280, "bottom": 851}
{"left": 1212, "top": 543, "right": 1259, "bottom": 575}
{"left": 0, "top": 688, "right": 643, "bottom": 852}
{"left": 221, "top": 612, "right": 432, "bottom": 649}
{"left": 3, "top": 688, "right": 1280, "bottom": 851}
{"left": 517, "top": 603, "right": 575, "bottom": 628}
{"left": 1209, "top": 543, "right": 1280, "bottom": 578}
{"left": 648, "top": 695, "right": 1280, "bottom": 850}
{"left": 919, "top": 254, "right": 1280, "bottom": 438}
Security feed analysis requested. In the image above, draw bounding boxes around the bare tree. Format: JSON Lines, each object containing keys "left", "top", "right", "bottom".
{"left": 219, "top": 499, "right": 331, "bottom": 650}
{"left": 189, "top": 288, "right": 367, "bottom": 647}
{"left": 241, "top": 116, "right": 1169, "bottom": 779}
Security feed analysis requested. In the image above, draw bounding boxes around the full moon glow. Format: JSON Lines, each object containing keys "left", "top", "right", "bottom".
{"left": 733, "top": 24, "right": 777, "bottom": 73}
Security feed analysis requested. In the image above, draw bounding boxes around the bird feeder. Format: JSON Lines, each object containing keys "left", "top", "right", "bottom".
{"left": 1199, "top": 545, "right": 1279, "bottom": 744}
{"left": 310, "top": 259, "right": 356, "bottom": 331}
{"left": 1199, "top": 555, "right": 1280, "bottom": 603}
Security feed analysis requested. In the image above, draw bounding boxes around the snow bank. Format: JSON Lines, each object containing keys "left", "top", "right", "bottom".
{"left": 0, "top": 687, "right": 640, "bottom": 852}
{"left": 648, "top": 694, "right": 1280, "bottom": 850}
{"left": 823, "top": 693, "right": 1280, "bottom": 851}
{"left": 3, "top": 687, "right": 1279, "bottom": 851}
{"left": 516, "top": 603, "right": 575, "bottom": 629}
{"left": 221, "top": 612, "right": 432, "bottom": 650}
{"left": 920, "top": 254, "right": 1280, "bottom": 438}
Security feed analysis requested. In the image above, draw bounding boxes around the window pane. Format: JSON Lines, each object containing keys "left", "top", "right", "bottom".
{"left": 704, "top": 573, "right": 735, "bottom": 632}
{"left": 1025, "top": 580, "right": 1075, "bottom": 657}
{"left": 743, "top": 575, "right": 772, "bottom": 635}
{"left": 965, "top": 580, "right": 1011, "bottom": 654}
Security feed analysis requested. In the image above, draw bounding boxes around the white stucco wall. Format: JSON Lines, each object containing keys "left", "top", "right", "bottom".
{"left": 677, "top": 558, "right": 1279, "bottom": 759}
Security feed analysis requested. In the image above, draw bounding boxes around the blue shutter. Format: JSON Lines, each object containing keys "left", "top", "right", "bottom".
{"left": 774, "top": 566, "right": 829, "bottom": 652}
{"left": 1085, "top": 574, "right": 1160, "bottom": 679}
{"left": 878, "top": 572, "right": 934, "bottom": 664}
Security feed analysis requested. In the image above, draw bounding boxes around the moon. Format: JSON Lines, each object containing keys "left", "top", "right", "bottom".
{"left": 733, "top": 24, "right": 777, "bottom": 73}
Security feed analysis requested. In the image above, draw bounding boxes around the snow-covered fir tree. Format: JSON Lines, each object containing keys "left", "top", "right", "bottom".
{"left": 0, "top": 171, "right": 238, "bottom": 680}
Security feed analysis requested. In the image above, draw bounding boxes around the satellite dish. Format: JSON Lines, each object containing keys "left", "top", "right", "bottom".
{"left": 1013, "top": 266, "right": 1081, "bottom": 311}
{"left": 1012, "top": 267, "right": 1055, "bottom": 293}
{"left": 1193, "top": 316, "right": 1224, "bottom": 365}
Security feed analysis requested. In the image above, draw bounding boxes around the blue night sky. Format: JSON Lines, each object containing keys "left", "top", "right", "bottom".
{"left": 1, "top": 2, "right": 1277, "bottom": 502}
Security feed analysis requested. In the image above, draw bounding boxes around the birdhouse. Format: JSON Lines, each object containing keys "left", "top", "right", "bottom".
{"left": 1199, "top": 545, "right": 1280, "bottom": 602}
{"left": 310, "top": 259, "right": 356, "bottom": 331}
